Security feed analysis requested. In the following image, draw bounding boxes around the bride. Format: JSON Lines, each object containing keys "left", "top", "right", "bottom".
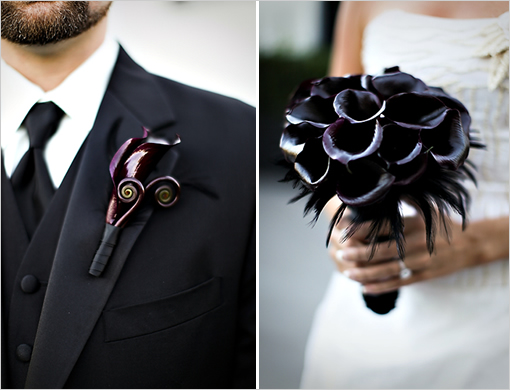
{"left": 300, "top": 2, "right": 509, "bottom": 388}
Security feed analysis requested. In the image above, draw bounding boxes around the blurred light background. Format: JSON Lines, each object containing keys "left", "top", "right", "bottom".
{"left": 107, "top": 2, "right": 256, "bottom": 107}
{"left": 259, "top": 2, "right": 340, "bottom": 388}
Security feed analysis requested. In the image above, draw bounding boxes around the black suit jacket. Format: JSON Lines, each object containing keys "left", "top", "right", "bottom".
{"left": 2, "top": 47, "right": 255, "bottom": 389}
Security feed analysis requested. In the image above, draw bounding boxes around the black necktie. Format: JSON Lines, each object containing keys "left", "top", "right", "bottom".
{"left": 11, "top": 102, "right": 65, "bottom": 238}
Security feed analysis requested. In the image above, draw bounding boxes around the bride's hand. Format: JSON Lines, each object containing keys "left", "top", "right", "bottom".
{"left": 329, "top": 214, "right": 509, "bottom": 294}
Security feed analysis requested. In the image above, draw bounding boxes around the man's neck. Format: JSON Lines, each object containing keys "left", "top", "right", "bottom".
{"left": 1, "top": 17, "right": 108, "bottom": 92}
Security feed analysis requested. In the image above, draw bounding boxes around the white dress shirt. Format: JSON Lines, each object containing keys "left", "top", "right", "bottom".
{"left": 1, "top": 36, "right": 120, "bottom": 187}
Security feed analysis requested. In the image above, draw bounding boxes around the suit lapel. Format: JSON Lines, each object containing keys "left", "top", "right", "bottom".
{"left": 24, "top": 48, "right": 179, "bottom": 389}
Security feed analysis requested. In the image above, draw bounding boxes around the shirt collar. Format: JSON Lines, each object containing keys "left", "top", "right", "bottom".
{"left": 1, "top": 35, "right": 119, "bottom": 144}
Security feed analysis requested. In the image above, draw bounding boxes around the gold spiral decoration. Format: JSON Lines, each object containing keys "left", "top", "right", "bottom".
{"left": 156, "top": 186, "right": 173, "bottom": 205}
{"left": 147, "top": 176, "right": 180, "bottom": 208}
{"left": 115, "top": 178, "right": 145, "bottom": 227}
{"left": 119, "top": 181, "right": 139, "bottom": 203}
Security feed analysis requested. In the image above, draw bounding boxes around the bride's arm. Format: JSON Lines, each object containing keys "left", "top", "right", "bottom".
{"left": 329, "top": 1, "right": 366, "bottom": 76}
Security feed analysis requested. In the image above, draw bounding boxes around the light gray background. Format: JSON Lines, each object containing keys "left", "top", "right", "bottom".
{"left": 259, "top": 2, "right": 334, "bottom": 388}
{"left": 108, "top": 1, "right": 256, "bottom": 106}
{"left": 259, "top": 173, "right": 334, "bottom": 389}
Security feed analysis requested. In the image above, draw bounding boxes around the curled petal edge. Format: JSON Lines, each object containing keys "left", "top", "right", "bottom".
{"left": 336, "top": 161, "right": 395, "bottom": 207}
{"left": 337, "top": 171, "right": 395, "bottom": 207}
{"left": 323, "top": 119, "right": 383, "bottom": 164}
{"left": 295, "top": 157, "right": 330, "bottom": 187}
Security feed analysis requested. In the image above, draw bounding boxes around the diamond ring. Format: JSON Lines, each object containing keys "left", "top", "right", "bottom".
{"left": 399, "top": 260, "right": 412, "bottom": 279}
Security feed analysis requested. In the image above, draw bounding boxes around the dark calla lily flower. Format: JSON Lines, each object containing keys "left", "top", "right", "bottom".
{"left": 371, "top": 71, "right": 427, "bottom": 98}
{"left": 286, "top": 78, "right": 317, "bottom": 109}
{"left": 424, "top": 87, "right": 472, "bottom": 135}
{"left": 378, "top": 123, "right": 422, "bottom": 165}
{"left": 335, "top": 158, "right": 395, "bottom": 207}
{"left": 280, "top": 122, "right": 324, "bottom": 163}
{"left": 294, "top": 137, "right": 330, "bottom": 187}
{"left": 90, "top": 127, "right": 181, "bottom": 277}
{"left": 389, "top": 153, "right": 429, "bottom": 186}
{"left": 420, "top": 109, "right": 469, "bottom": 170}
{"left": 322, "top": 118, "right": 383, "bottom": 164}
{"left": 384, "top": 92, "right": 448, "bottom": 130}
{"left": 286, "top": 95, "right": 338, "bottom": 128}
{"left": 334, "top": 89, "right": 385, "bottom": 123}
{"left": 310, "top": 75, "right": 368, "bottom": 98}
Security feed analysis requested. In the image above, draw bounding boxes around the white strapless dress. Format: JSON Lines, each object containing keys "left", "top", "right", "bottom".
{"left": 300, "top": 10, "right": 509, "bottom": 389}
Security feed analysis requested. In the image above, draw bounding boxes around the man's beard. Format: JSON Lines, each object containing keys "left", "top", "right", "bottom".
{"left": 1, "top": 1, "right": 111, "bottom": 45}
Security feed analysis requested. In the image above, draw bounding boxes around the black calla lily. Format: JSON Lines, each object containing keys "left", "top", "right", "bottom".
{"left": 378, "top": 123, "right": 422, "bottom": 165}
{"left": 323, "top": 118, "right": 383, "bottom": 164}
{"left": 420, "top": 109, "right": 469, "bottom": 169}
{"left": 335, "top": 159, "right": 395, "bottom": 207}
{"left": 286, "top": 95, "right": 338, "bottom": 127}
{"left": 294, "top": 137, "right": 330, "bottom": 187}
{"left": 280, "top": 122, "right": 325, "bottom": 163}
{"left": 334, "top": 89, "right": 385, "bottom": 123}
{"left": 384, "top": 92, "right": 447, "bottom": 130}
{"left": 371, "top": 71, "right": 427, "bottom": 98}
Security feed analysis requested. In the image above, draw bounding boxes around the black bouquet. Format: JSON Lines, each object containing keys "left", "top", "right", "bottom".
{"left": 280, "top": 67, "right": 483, "bottom": 314}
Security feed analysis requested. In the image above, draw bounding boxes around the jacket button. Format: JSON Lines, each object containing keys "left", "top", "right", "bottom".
{"left": 21, "top": 275, "right": 40, "bottom": 294}
{"left": 16, "top": 344, "right": 32, "bottom": 362}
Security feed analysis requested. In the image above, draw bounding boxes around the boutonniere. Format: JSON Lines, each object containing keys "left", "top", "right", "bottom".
{"left": 281, "top": 66, "right": 484, "bottom": 313}
{"left": 89, "top": 127, "right": 181, "bottom": 277}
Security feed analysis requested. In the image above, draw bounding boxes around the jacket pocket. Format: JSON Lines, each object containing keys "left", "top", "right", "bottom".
{"left": 103, "top": 277, "right": 222, "bottom": 342}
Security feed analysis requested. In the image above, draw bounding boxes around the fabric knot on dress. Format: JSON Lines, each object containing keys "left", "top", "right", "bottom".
{"left": 474, "top": 12, "right": 509, "bottom": 91}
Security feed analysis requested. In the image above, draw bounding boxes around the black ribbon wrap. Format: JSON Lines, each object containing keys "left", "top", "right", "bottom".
{"left": 363, "top": 288, "right": 399, "bottom": 315}
{"left": 347, "top": 208, "right": 401, "bottom": 314}
{"left": 89, "top": 223, "right": 122, "bottom": 277}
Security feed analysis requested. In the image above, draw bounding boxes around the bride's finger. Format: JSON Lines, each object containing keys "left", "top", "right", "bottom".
{"left": 343, "top": 260, "right": 401, "bottom": 282}
{"left": 363, "top": 271, "right": 425, "bottom": 294}
{"left": 331, "top": 246, "right": 367, "bottom": 273}
{"left": 341, "top": 242, "right": 399, "bottom": 263}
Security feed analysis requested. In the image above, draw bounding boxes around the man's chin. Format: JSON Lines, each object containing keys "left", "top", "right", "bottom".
{"left": 1, "top": 1, "right": 110, "bottom": 46}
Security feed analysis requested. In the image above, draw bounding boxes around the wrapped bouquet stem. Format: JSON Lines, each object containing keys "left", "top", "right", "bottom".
{"left": 280, "top": 67, "right": 484, "bottom": 314}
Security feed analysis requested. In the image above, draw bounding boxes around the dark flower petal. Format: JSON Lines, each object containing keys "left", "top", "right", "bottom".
{"left": 286, "top": 79, "right": 319, "bottom": 110}
{"left": 287, "top": 95, "right": 337, "bottom": 127}
{"left": 323, "top": 118, "right": 383, "bottom": 164}
{"left": 379, "top": 123, "right": 422, "bottom": 164}
{"left": 287, "top": 79, "right": 317, "bottom": 109}
{"left": 423, "top": 87, "right": 471, "bottom": 135}
{"left": 389, "top": 153, "right": 428, "bottom": 185}
{"left": 334, "top": 89, "right": 384, "bottom": 123}
{"left": 420, "top": 109, "right": 469, "bottom": 169}
{"left": 310, "top": 75, "right": 366, "bottom": 98}
{"left": 383, "top": 66, "right": 401, "bottom": 74}
{"left": 294, "top": 137, "right": 330, "bottom": 186}
{"left": 385, "top": 92, "right": 447, "bottom": 129}
{"left": 372, "top": 72, "right": 427, "bottom": 99}
{"left": 119, "top": 141, "right": 177, "bottom": 184}
{"left": 280, "top": 122, "right": 325, "bottom": 162}
{"left": 335, "top": 159, "right": 395, "bottom": 206}
{"left": 110, "top": 127, "right": 149, "bottom": 181}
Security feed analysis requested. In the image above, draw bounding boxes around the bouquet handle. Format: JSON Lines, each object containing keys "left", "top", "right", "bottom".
{"left": 362, "top": 290, "right": 399, "bottom": 315}
{"left": 348, "top": 209, "right": 400, "bottom": 314}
